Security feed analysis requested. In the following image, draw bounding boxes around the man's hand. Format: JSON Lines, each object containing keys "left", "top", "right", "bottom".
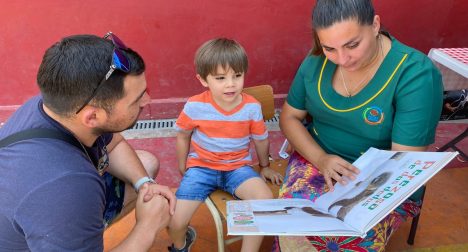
{"left": 142, "top": 183, "right": 176, "bottom": 215}
{"left": 134, "top": 183, "right": 171, "bottom": 232}
{"left": 260, "top": 167, "right": 284, "bottom": 186}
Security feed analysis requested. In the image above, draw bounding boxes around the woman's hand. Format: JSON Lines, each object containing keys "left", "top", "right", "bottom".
{"left": 316, "top": 154, "right": 360, "bottom": 191}
{"left": 260, "top": 167, "right": 284, "bottom": 186}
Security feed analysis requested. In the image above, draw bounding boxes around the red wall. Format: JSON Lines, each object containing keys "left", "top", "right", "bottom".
{"left": 0, "top": 0, "right": 467, "bottom": 120}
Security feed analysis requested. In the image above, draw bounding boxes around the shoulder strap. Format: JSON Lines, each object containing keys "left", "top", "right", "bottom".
{"left": 0, "top": 128, "right": 83, "bottom": 153}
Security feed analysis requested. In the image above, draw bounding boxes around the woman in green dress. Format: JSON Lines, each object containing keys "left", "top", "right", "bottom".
{"left": 275, "top": 0, "right": 443, "bottom": 251}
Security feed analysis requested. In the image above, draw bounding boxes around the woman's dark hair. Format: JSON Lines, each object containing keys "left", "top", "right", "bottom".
{"left": 311, "top": 0, "right": 375, "bottom": 55}
{"left": 37, "top": 34, "right": 145, "bottom": 116}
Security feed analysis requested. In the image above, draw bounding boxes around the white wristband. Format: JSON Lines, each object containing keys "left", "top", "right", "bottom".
{"left": 134, "top": 176, "right": 155, "bottom": 192}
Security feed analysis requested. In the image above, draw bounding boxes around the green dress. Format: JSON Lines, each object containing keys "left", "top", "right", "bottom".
{"left": 287, "top": 36, "right": 443, "bottom": 162}
{"left": 274, "top": 36, "right": 443, "bottom": 252}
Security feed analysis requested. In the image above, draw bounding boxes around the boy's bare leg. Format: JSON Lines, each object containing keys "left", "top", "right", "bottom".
{"left": 112, "top": 150, "right": 160, "bottom": 223}
{"left": 235, "top": 177, "right": 273, "bottom": 252}
{"left": 167, "top": 199, "right": 202, "bottom": 249}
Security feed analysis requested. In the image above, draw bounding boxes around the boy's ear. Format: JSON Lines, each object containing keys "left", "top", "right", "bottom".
{"left": 196, "top": 74, "right": 209, "bottom": 88}
{"left": 78, "top": 106, "right": 108, "bottom": 128}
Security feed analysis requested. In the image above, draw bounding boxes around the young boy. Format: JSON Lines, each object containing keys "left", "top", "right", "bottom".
{"left": 167, "top": 38, "right": 283, "bottom": 252}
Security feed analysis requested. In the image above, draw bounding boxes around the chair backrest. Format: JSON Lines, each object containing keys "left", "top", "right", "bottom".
{"left": 243, "top": 84, "right": 275, "bottom": 120}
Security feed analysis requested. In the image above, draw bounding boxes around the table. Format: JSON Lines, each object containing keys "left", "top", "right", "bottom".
{"left": 428, "top": 48, "right": 467, "bottom": 160}
{"left": 428, "top": 48, "right": 468, "bottom": 90}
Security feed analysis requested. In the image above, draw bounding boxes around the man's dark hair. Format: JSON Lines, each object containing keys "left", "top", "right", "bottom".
{"left": 311, "top": 0, "right": 375, "bottom": 55}
{"left": 37, "top": 34, "right": 145, "bottom": 116}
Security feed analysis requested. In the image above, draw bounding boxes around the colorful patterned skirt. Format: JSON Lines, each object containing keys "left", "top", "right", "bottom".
{"left": 272, "top": 152, "right": 422, "bottom": 252}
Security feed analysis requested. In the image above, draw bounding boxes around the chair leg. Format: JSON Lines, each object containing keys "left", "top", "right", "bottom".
{"left": 205, "top": 197, "right": 226, "bottom": 252}
{"left": 407, "top": 185, "right": 427, "bottom": 245}
{"left": 436, "top": 127, "right": 468, "bottom": 159}
{"left": 407, "top": 126, "right": 464, "bottom": 246}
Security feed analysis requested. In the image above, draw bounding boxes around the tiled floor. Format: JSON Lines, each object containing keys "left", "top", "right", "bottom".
{"left": 104, "top": 122, "right": 467, "bottom": 251}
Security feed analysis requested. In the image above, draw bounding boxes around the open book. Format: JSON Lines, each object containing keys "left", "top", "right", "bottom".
{"left": 227, "top": 148, "right": 458, "bottom": 237}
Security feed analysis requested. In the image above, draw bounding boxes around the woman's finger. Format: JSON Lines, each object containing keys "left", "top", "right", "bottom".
{"left": 323, "top": 171, "right": 335, "bottom": 192}
{"left": 275, "top": 175, "right": 282, "bottom": 185}
{"left": 337, "top": 165, "right": 356, "bottom": 181}
{"left": 328, "top": 167, "right": 347, "bottom": 186}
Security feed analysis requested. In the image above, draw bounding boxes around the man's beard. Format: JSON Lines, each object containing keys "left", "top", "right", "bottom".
{"left": 92, "top": 114, "right": 140, "bottom": 135}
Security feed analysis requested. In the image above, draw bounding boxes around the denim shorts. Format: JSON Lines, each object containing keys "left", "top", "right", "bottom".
{"left": 102, "top": 172, "right": 125, "bottom": 226}
{"left": 176, "top": 165, "right": 260, "bottom": 201}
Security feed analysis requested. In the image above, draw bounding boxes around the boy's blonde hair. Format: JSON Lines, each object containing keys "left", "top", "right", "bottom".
{"left": 195, "top": 38, "right": 248, "bottom": 81}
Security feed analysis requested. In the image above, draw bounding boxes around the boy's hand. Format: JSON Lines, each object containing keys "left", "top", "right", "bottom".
{"left": 260, "top": 167, "right": 284, "bottom": 186}
{"left": 178, "top": 164, "right": 186, "bottom": 175}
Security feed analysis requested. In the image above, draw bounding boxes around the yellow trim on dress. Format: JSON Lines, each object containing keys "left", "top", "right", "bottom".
{"left": 317, "top": 54, "right": 408, "bottom": 112}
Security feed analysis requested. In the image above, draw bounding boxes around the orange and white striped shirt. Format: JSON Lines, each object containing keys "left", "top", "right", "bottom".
{"left": 175, "top": 91, "right": 268, "bottom": 171}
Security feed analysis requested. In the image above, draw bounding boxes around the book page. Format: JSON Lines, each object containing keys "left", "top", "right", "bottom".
{"left": 315, "top": 148, "right": 457, "bottom": 233}
{"left": 227, "top": 198, "right": 358, "bottom": 236}
{"left": 313, "top": 148, "right": 391, "bottom": 214}
{"left": 314, "top": 148, "right": 394, "bottom": 219}
{"left": 226, "top": 148, "right": 457, "bottom": 237}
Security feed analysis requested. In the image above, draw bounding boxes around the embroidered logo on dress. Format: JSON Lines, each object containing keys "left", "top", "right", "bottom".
{"left": 362, "top": 106, "right": 384, "bottom": 125}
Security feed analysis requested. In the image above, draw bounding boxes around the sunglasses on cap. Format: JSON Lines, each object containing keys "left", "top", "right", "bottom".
{"left": 75, "top": 32, "right": 131, "bottom": 114}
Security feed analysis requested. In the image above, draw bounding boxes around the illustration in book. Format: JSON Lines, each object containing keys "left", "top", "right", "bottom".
{"left": 227, "top": 148, "right": 458, "bottom": 237}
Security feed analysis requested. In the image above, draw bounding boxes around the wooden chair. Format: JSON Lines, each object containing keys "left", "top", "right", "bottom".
{"left": 203, "top": 84, "right": 427, "bottom": 249}
{"left": 204, "top": 84, "right": 288, "bottom": 252}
